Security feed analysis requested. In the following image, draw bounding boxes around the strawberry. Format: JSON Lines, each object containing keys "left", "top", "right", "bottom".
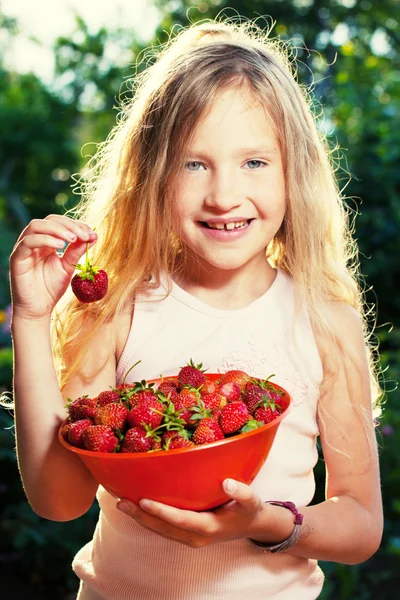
{"left": 254, "top": 404, "right": 280, "bottom": 424}
{"left": 178, "top": 359, "right": 206, "bottom": 389}
{"left": 220, "top": 401, "right": 250, "bottom": 434}
{"left": 243, "top": 376, "right": 279, "bottom": 415}
{"left": 218, "top": 381, "right": 241, "bottom": 402}
{"left": 243, "top": 384, "right": 271, "bottom": 415}
{"left": 71, "top": 242, "right": 108, "bottom": 304}
{"left": 157, "top": 387, "right": 180, "bottom": 403}
{"left": 128, "top": 380, "right": 158, "bottom": 409}
{"left": 179, "top": 386, "right": 201, "bottom": 407}
{"left": 83, "top": 425, "right": 118, "bottom": 452}
{"left": 157, "top": 380, "right": 178, "bottom": 396}
{"left": 201, "top": 392, "right": 227, "bottom": 411}
{"left": 67, "top": 396, "right": 97, "bottom": 422}
{"left": 218, "top": 370, "right": 249, "bottom": 392}
{"left": 97, "top": 389, "right": 120, "bottom": 407}
{"left": 121, "top": 427, "right": 154, "bottom": 453}
{"left": 127, "top": 397, "right": 164, "bottom": 429}
{"left": 252, "top": 392, "right": 282, "bottom": 425}
{"left": 199, "top": 379, "right": 219, "bottom": 396}
{"left": 94, "top": 403, "right": 128, "bottom": 431}
{"left": 169, "top": 437, "right": 196, "bottom": 450}
{"left": 161, "top": 430, "right": 190, "bottom": 447}
{"left": 67, "top": 419, "right": 92, "bottom": 447}
{"left": 192, "top": 417, "right": 225, "bottom": 445}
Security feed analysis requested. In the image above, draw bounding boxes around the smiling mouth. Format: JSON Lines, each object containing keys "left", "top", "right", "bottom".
{"left": 200, "top": 219, "right": 254, "bottom": 231}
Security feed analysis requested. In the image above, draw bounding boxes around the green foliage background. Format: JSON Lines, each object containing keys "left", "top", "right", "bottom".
{"left": 0, "top": 1, "right": 399, "bottom": 598}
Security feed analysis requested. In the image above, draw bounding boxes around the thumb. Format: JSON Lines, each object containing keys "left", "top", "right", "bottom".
{"left": 61, "top": 238, "right": 97, "bottom": 276}
{"left": 222, "top": 479, "right": 262, "bottom": 514}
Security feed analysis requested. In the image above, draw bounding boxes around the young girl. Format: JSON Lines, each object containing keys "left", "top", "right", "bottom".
{"left": 9, "top": 18, "right": 383, "bottom": 600}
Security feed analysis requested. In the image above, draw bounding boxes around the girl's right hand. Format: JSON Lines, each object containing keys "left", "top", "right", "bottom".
{"left": 9, "top": 214, "right": 98, "bottom": 321}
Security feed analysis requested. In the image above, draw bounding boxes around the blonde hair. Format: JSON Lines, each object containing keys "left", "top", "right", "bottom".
{"left": 53, "top": 17, "right": 383, "bottom": 454}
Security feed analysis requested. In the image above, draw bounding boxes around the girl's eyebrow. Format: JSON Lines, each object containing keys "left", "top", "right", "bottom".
{"left": 185, "top": 147, "right": 279, "bottom": 158}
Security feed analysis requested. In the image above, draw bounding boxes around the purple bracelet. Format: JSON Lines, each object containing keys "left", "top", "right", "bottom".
{"left": 249, "top": 500, "right": 304, "bottom": 553}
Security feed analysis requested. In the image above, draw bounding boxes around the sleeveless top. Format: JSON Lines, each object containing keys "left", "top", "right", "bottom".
{"left": 73, "top": 268, "right": 325, "bottom": 600}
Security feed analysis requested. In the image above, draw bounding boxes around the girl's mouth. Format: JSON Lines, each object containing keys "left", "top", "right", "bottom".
{"left": 200, "top": 219, "right": 254, "bottom": 230}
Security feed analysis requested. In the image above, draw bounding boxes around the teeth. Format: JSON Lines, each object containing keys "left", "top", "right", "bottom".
{"left": 208, "top": 220, "right": 248, "bottom": 230}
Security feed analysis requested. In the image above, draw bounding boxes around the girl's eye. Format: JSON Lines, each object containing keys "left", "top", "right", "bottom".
{"left": 245, "top": 160, "right": 266, "bottom": 169}
{"left": 185, "top": 161, "right": 205, "bottom": 171}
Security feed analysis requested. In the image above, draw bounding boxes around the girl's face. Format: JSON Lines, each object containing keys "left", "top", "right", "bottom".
{"left": 174, "top": 85, "right": 286, "bottom": 278}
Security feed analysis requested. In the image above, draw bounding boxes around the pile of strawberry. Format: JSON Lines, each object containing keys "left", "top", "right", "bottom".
{"left": 60, "top": 360, "right": 285, "bottom": 454}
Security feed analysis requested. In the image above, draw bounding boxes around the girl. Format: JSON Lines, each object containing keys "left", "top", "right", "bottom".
{"left": 9, "top": 18, "right": 383, "bottom": 600}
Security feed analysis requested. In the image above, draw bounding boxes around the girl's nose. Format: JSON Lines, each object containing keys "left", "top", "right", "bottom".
{"left": 204, "top": 169, "right": 242, "bottom": 212}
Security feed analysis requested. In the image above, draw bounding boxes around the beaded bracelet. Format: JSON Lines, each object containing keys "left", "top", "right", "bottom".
{"left": 249, "top": 501, "right": 304, "bottom": 553}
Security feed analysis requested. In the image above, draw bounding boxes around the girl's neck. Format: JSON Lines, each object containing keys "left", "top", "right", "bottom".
{"left": 173, "top": 258, "right": 276, "bottom": 310}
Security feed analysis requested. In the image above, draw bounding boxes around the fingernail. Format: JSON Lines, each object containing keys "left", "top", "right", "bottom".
{"left": 140, "top": 499, "right": 151, "bottom": 510}
{"left": 224, "top": 479, "right": 236, "bottom": 493}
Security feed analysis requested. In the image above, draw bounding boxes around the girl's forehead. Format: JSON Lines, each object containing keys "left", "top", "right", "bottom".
{"left": 189, "top": 86, "right": 279, "bottom": 147}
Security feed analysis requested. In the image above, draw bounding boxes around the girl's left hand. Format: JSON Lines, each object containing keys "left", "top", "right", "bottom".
{"left": 116, "top": 479, "right": 264, "bottom": 548}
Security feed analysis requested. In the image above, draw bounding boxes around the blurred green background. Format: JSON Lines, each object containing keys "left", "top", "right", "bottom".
{"left": 0, "top": 0, "right": 399, "bottom": 598}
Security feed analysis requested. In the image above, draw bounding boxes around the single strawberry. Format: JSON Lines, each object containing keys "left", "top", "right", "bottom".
{"left": 121, "top": 427, "right": 154, "bottom": 453}
{"left": 157, "top": 380, "right": 178, "bottom": 397}
{"left": 192, "top": 417, "right": 225, "bottom": 445}
{"left": 218, "top": 370, "right": 249, "bottom": 392}
{"left": 218, "top": 381, "right": 241, "bottom": 402}
{"left": 67, "top": 396, "right": 97, "bottom": 422}
{"left": 94, "top": 403, "right": 128, "bottom": 432}
{"left": 252, "top": 392, "right": 282, "bottom": 425}
{"left": 96, "top": 389, "right": 121, "bottom": 407}
{"left": 199, "top": 379, "right": 219, "bottom": 396}
{"left": 254, "top": 404, "right": 281, "bottom": 424}
{"left": 178, "top": 359, "right": 206, "bottom": 389}
{"left": 157, "top": 387, "right": 180, "bottom": 403}
{"left": 169, "top": 437, "right": 196, "bottom": 450}
{"left": 243, "top": 376, "right": 279, "bottom": 415}
{"left": 127, "top": 397, "right": 164, "bottom": 429}
{"left": 71, "top": 242, "right": 108, "bottom": 304}
{"left": 179, "top": 386, "right": 201, "bottom": 407}
{"left": 201, "top": 392, "right": 227, "bottom": 411}
{"left": 219, "top": 401, "right": 250, "bottom": 434}
{"left": 128, "top": 380, "right": 158, "bottom": 408}
{"left": 243, "top": 384, "right": 271, "bottom": 415}
{"left": 83, "top": 425, "right": 118, "bottom": 452}
{"left": 67, "top": 419, "right": 92, "bottom": 447}
{"left": 161, "top": 430, "right": 190, "bottom": 448}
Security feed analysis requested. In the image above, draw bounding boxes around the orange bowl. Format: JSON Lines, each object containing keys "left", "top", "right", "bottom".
{"left": 59, "top": 374, "right": 292, "bottom": 511}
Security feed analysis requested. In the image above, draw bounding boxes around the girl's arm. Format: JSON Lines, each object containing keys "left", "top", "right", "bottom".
{"left": 12, "top": 314, "right": 117, "bottom": 522}
{"left": 10, "top": 215, "right": 116, "bottom": 522}
{"left": 249, "top": 302, "right": 383, "bottom": 563}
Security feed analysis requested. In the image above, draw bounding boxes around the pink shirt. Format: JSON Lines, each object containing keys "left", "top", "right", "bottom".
{"left": 73, "top": 268, "right": 325, "bottom": 599}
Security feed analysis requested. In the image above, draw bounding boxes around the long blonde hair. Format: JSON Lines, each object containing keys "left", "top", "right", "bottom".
{"left": 53, "top": 18, "right": 383, "bottom": 452}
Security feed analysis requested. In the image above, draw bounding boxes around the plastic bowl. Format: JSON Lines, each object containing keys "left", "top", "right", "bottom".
{"left": 58, "top": 374, "right": 292, "bottom": 511}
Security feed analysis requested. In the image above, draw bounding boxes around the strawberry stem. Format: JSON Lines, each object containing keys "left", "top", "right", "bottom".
{"left": 85, "top": 242, "right": 90, "bottom": 271}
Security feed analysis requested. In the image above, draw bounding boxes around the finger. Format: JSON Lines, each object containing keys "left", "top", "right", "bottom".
{"left": 222, "top": 479, "right": 262, "bottom": 514}
{"left": 11, "top": 233, "right": 71, "bottom": 262}
{"left": 117, "top": 501, "right": 200, "bottom": 545}
{"left": 15, "top": 215, "right": 95, "bottom": 245}
{"left": 60, "top": 237, "right": 98, "bottom": 275}
{"left": 136, "top": 498, "right": 218, "bottom": 535}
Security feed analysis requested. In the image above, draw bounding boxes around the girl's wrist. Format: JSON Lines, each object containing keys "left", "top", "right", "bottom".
{"left": 248, "top": 502, "right": 295, "bottom": 545}
{"left": 11, "top": 311, "right": 52, "bottom": 332}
